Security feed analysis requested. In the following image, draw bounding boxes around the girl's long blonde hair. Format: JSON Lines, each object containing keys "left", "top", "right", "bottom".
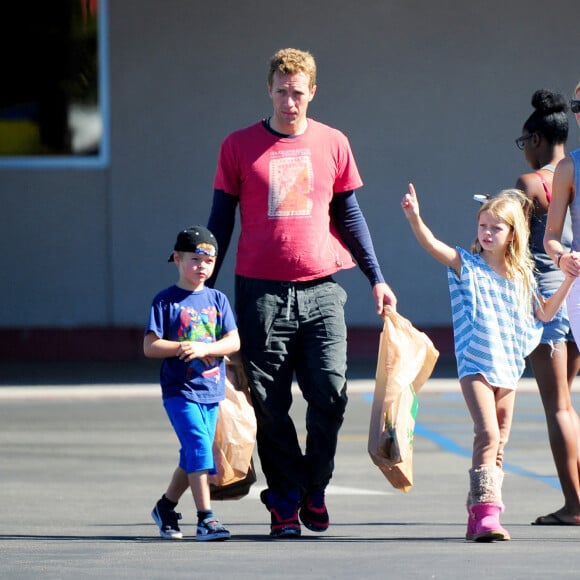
{"left": 471, "top": 189, "right": 537, "bottom": 312}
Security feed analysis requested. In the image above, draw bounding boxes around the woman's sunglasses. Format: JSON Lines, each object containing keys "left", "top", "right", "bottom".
{"left": 571, "top": 99, "right": 580, "bottom": 114}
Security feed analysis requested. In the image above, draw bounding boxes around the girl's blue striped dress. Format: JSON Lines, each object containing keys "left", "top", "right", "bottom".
{"left": 448, "top": 247, "right": 542, "bottom": 389}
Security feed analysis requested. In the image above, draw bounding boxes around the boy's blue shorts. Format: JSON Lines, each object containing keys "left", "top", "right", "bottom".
{"left": 163, "top": 396, "right": 219, "bottom": 474}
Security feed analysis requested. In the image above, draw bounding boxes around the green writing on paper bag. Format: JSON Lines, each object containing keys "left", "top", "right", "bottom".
{"left": 383, "top": 384, "right": 418, "bottom": 463}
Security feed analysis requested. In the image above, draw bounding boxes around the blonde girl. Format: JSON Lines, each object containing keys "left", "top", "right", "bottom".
{"left": 402, "top": 184, "right": 575, "bottom": 542}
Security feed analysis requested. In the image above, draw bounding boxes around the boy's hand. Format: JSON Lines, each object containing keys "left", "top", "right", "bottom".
{"left": 177, "top": 341, "right": 212, "bottom": 363}
{"left": 401, "top": 183, "right": 420, "bottom": 219}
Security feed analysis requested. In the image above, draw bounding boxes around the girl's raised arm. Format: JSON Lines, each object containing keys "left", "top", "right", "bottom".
{"left": 402, "top": 183, "right": 461, "bottom": 275}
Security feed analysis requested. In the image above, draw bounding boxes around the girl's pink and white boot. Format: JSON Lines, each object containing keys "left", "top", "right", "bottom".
{"left": 470, "top": 503, "right": 510, "bottom": 542}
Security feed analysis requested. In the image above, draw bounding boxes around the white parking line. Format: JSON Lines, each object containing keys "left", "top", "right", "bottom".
{"left": 247, "top": 485, "right": 392, "bottom": 499}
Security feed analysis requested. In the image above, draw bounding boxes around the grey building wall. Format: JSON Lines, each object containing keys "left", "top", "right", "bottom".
{"left": 1, "top": 1, "right": 578, "bottom": 346}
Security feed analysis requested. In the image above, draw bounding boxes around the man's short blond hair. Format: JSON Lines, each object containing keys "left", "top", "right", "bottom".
{"left": 267, "top": 48, "right": 317, "bottom": 89}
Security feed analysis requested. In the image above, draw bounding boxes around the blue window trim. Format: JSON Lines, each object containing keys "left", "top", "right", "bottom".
{"left": 0, "top": 0, "right": 110, "bottom": 169}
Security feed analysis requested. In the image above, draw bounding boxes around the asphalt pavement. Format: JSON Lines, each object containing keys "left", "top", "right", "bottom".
{"left": 1, "top": 359, "right": 580, "bottom": 579}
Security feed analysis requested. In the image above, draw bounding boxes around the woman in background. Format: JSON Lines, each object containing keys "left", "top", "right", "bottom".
{"left": 524, "top": 87, "right": 580, "bottom": 526}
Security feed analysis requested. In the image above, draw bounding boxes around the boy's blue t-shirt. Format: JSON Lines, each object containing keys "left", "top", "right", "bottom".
{"left": 145, "top": 285, "right": 237, "bottom": 403}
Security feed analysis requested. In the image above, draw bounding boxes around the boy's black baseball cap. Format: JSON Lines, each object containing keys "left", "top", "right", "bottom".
{"left": 168, "top": 225, "right": 218, "bottom": 261}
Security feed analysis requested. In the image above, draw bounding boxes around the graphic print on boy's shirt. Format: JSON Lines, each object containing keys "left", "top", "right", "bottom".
{"left": 177, "top": 305, "right": 222, "bottom": 382}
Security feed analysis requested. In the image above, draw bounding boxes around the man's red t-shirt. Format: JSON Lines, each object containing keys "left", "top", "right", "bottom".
{"left": 213, "top": 119, "right": 363, "bottom": 281}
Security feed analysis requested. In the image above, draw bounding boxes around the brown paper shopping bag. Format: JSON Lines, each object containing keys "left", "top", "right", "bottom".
{"left": 368, "top": 307, "right": 439, "bottom": 492}
{"left": 209, "top": 355, "right": 257, "bottom": 500}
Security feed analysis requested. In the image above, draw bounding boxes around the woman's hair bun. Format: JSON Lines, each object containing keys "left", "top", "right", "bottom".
{"left": 531, "top": 89, "right": 568, "bottom": 115}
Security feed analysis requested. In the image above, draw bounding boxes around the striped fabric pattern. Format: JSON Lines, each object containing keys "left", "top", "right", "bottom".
{"left": 448, "top": 247, "right": 542, "bottom": 389}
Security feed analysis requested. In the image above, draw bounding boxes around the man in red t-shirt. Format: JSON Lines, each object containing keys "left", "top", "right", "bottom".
{"left": 207, "top": 47, "right": 397, "bottom": 538}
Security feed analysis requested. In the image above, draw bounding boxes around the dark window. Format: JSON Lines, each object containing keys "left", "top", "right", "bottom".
{"left": 0, "top": 0, "right": 108, "bottom": 166}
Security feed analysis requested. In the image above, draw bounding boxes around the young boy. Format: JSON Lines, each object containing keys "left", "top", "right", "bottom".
{"left": 144, "top": 225, "right": 240, "bottom": 541}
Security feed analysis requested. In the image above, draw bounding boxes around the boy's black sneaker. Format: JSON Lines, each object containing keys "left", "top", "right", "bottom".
{"left": 299, "top": 489, "right": 329, "bottom": 532}
{"left": 196, "top": 517, "right": 231, "bottom": 541}
{"left": 151, "top": 501, "right": 183, "bottom": 540}
{"left": 260, "top": 489, "right": 301, "bottom": 538}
